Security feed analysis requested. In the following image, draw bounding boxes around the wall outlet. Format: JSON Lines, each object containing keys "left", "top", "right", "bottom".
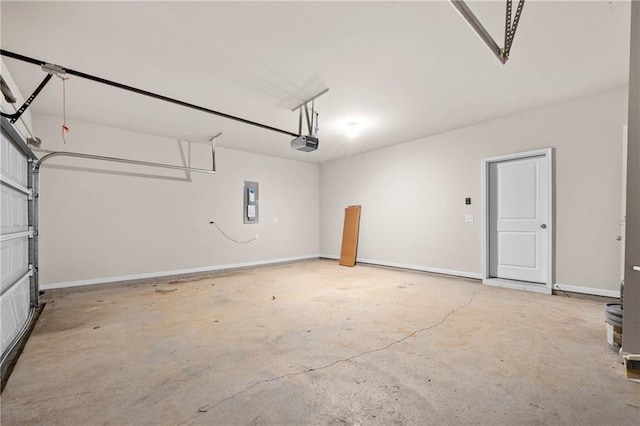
{"left": 465, "top": 214, "right": 474, "bottom": 222}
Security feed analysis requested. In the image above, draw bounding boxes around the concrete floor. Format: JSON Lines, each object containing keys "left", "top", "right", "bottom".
{"left": 1, "top": 259, "right": 638, "bottom": 425}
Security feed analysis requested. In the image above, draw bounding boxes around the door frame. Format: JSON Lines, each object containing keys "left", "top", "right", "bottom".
{"left": 621, "top": 125, "right": 628, "bottom": 284}
{"left": 482, "top": 148, "right": 554, "bottom": 294}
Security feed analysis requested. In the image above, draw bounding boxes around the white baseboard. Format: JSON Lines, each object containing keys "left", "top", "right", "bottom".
{"left": 553, "top": 283, "right": 620, "bottom": 299}
{"left": 319, "top": 255, "right": 620, "bottom": 298}
{"left": 40, "top": 254, "right": 320, "bottom": 290}
{"left": 42, "top": 255, "right": 620, "bottom": 299}
{"left": 319, "top": 254, "right": 482, "bottom": 280}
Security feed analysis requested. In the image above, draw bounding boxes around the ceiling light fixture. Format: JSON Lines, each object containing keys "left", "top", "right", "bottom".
{"left": 346, "top": 122, "right": 360, "bottom": 138}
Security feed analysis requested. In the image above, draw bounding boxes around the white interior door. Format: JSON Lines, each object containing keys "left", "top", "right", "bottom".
{"left": 489, "top": 155, "right": 549, "bottom": 284}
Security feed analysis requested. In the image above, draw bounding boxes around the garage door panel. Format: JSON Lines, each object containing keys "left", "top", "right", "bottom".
{"left": 1, "top": 237, "right": 29, "bottom": 294}
{"left": 1, "top": 185, "right": 28, "bottom": 234}
{"left": 1, "top": 129, "right": 28, "bottom": 187}
{"left": 1, "top": 120, "right": 36, "bottom": 362}
{"left": 0, "top": 274, "right": 30, "bottom": 353}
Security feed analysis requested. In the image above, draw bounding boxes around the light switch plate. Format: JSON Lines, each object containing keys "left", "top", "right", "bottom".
{"left": 465, "top": 214, "right": 474, "bottom": 222}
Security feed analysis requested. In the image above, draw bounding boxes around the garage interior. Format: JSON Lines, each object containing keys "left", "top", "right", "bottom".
{"left": 1, "top": 1, "right": 639, "bottom": 425}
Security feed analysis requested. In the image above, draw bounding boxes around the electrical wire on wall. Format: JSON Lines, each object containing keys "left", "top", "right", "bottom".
{"left": 209, "top": 221, "right": 257, "bottom": 244}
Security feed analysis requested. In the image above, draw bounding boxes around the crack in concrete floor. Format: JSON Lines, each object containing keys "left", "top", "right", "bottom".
{"left": 177, "top": 292, "right": 475, "bottom": 425}
{"left": 4, "top": 261, "right": 636, "bottom": 425}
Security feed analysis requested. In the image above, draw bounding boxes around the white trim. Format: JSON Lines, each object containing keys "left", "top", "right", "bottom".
{"left": 553, "top": 283, "right": 620, "bottom": 299}
{"left": 621, "top": 125, "right": 628, "bottom": 283}
{"left": 482, "top": 148, "right": 554, "bottom": 292}
{"left": 484, "top": 278, "right": 551, "bottom": 295}
{"left": 40, "top": 254, "right": 320, "bottom": 290}
{"left": 319, "top": 255, "right": 482, "bottom": 280}
{"left": 481, "top": 148, "right": 551, "bottom": 164}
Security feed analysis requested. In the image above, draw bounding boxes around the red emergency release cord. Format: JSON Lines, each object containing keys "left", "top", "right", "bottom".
{"left": 61, "top": 76, "right": 69, "bottom": 144}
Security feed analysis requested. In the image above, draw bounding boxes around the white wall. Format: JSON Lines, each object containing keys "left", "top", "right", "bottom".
{"left": 320, "top": 88, "right": 628, "bottom": 294}
{"left": 33, "top": 114, "right": 319, "bottom": 286}
{"left": 30, "top": 86, "right": 629, "bottom": 294}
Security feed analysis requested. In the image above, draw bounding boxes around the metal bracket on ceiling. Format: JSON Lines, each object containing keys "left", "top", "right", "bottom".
{"left": 291, "top": 87, "right": 327, "bottom": 138}
{"left": 41, "top": 63, "right": 66, "bottom": 79}
{"left": 502, "top": 0, "right": 525, "bottom": 61}
{"left": 297, "top": 99, "right": 319, "bottom": 138}
{"left": 208, "top": 132, "right": 222, "bottom": 172}
{"left": 449, "top": 0, "right": 526, "bottom": 64}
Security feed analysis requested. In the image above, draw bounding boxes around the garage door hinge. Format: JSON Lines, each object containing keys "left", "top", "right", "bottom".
{"left": 27, "top": 193, "right": 34, "bottom": 200}
{"left": 28, "top": 226, "right": 34, "bottom": 237}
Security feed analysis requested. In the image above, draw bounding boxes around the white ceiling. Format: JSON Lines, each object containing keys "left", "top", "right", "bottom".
{"left": 1, "top": 1, "right": 631, "bottom": 163}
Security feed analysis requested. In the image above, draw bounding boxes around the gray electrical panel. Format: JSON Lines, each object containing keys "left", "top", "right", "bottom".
{"left": 243, "top": 181, "right": 259, "bottom": 224}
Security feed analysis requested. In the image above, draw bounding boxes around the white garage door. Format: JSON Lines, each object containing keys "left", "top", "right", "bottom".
{"left": 0, "top": 119, "right": 37, "bottom": 367}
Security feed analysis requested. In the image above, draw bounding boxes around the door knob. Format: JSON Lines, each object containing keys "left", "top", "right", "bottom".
{"left": 540, "top": 224, "right": 547, "bottom": 229}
